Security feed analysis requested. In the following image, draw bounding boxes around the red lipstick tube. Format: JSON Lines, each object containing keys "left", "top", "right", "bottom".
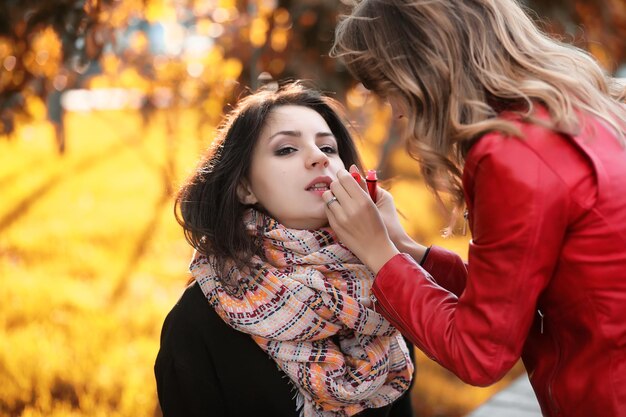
{"left": 366, "top": 170, "right": 378, "bottom": 202}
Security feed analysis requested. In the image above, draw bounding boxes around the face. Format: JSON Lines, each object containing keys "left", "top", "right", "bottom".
{"left": 387, "top": 94, "right": 406, "bottom": 120}
{"left": 238, "top": 105, "right": 346, "bottom": 230}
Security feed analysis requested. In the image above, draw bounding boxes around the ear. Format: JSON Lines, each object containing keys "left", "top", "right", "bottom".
{"left": 236, "top": 178, "right": 258, "bottom": 205}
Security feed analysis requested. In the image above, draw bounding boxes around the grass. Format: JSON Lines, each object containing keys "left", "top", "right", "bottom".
{"left": 0, "top": 108, "right": 520, "bottom": 417}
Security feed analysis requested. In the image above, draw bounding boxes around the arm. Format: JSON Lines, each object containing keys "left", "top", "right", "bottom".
{"left": 420, "top": 245, "right": 468, "bottom": 298}
{"left": 374, "top": 181, "right": 468, "bottom": 296}
{"left": 367, "top": 184, "right": 468, "bottom": 297}
{"left": 373, "top": 136, "right": 569, "bottom": 386}
{"left": 393, "top": 233, "right": 467, "bottom": 298}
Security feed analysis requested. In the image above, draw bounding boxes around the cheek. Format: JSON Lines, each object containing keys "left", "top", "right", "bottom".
{"left": 249, "top": 165, "right": 290, "bottom": 200}
{"left": 247, "top": 162, "right": 273, "bottom": 199}
{"left": 330, "top": 156, "right": 346, "bottom": 172}
{"left": 388, "top": 97, "right": 406, "bottom": 120}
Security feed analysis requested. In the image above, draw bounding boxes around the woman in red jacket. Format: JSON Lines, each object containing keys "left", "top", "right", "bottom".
{"left": 324, "top": 1, "right": 626, "bottom": 416}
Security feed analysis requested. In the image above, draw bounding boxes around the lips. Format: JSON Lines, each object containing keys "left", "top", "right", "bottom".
{"left": 305, "top": 176, "right": 332, "bottom": 191}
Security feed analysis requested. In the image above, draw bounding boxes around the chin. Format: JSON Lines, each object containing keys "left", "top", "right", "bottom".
{"left": 281, "top": 210, "right": 329, "bottom": 230}
{"left": 303, "top": 217, "right": 329, "bottom": 231}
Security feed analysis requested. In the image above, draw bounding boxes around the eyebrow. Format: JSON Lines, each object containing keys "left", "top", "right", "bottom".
{"left": 267, "top": 130, "right": 335, "bottom": 141}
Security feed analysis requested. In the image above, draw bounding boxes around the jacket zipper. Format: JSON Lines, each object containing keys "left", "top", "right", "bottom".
{"left": 546, "top": 313, "right": 562, "bottom": 416}
{"left": 370, "top": 293, "right": 377, "bottom": 313}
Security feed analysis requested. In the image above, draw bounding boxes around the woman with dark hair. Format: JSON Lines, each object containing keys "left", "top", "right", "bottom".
{"left": 323, "top": 1, "right": 626, "bottom": 417}
{"left": 154, "top": 82, "right": 415, "bottom": 417}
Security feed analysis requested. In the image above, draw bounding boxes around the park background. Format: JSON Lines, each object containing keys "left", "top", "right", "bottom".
{"left": 1, "top": 1, "right": 624, "bottom": 416}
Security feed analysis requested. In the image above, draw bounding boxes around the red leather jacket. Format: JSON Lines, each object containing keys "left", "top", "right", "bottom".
{"left": 373, "top": 109, "right": 626, "bottom": 417}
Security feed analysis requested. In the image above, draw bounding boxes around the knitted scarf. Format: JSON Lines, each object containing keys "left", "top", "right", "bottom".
{"left": 192, "top": 209, "right": 414, "bottom": 417}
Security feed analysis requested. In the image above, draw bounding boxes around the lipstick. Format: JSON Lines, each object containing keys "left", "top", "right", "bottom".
{"left": 366, "top": 170, "right": 377, "bottom": 202}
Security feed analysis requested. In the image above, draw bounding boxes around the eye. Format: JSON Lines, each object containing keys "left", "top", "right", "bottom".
{"left": 275, "top": 146, "right": 297, "bottom": 156}
{"left": 319, "top": 145, "right": 338, "bottom": 154}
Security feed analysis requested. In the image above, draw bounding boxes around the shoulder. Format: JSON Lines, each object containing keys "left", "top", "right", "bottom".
{"left": 463, "top": 128, "right": 547, "bottom": 193}
{"left": 158, "top": 282, "right": 232, "bottom": 359}
{"left": 464, "top": 110, "right": 596, "bottom": 203}
{"left": 161, "top": 282, "right": 218, "bottom": 333}
{"left": 467, "top": 115, "right": 555, "bottom": 168}
{"left": 158, "top": 281, "right": 263, "bottom": 377}
{"left": 465, "top": 106, "right": 591, "bottom": 178}
{"left": 175, "top": 281, "right": 217, "bottom": 319}
{"left": 461, "top": 115, "right": 572, "bottom": 223}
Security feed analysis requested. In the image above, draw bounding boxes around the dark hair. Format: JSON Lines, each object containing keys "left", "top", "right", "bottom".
{"left": 175, "top": 81, "right": 362, "bottom": 275}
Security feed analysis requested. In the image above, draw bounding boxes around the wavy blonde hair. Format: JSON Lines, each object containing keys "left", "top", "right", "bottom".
{"left": 332, "top": 0, "right": 626, "bottom": 207}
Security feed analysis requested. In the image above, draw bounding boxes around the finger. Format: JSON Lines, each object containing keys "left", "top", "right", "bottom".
{"left": 376, "top": 186, "right": 391, "bottom": 202}
{"left": 329, "top": 175, "right": 353, "bottom": 205}
{"left": 324, "top": 207, "right": 343, "bottom": 240}
{"left": 324, "top": 195, "right": 338, "bottom": 220}
{"left": 323, "top": 190, "right": 338, "bottom": 207}
{"left": 349, "top": 164, "right": 364, "bottom": 184}
{"left": 337, "top": 169, "right": 369, "bottom": 199}
{"left": 324, "top": 195, "right": 340, "bottom": 210}
{"left": 323, "top": 191, "right": 344, "bottom": 215}
{"left": 323, "top": 190, "right": 348, "bottom": 224}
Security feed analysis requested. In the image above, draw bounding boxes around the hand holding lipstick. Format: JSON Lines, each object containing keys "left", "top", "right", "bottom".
{"left": 324, "top": 165, "right": 426, "bottom": 273}
{"left": 323, "top": 166, "right": 398, "bottom": 273}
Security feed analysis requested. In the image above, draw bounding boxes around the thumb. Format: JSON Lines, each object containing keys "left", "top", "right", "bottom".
{"left": 349, "top": 164, "right": 366, "bottom": 189}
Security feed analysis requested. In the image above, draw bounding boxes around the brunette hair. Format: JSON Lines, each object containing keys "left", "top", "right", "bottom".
{"left": 175, "top": 81, "right": 362, "bottom": 273}
{"left": 332, "top": 0, "right": 626, "bottom": 206}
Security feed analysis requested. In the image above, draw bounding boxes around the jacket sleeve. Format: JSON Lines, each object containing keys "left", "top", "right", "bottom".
{"left": 421, "top": 246, "right": 468, "bottom": 298}
{"left": 155, "top": 299, "right": 227, "bottom": 417}
{"left": 372, "top": 135, "right": 570, "bottom": 386}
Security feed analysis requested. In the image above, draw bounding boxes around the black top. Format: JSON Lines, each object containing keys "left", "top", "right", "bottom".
{"left": 155, "top": 282, "right": 415, "bottom": 417}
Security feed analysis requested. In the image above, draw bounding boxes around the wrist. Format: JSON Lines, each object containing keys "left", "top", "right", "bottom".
{"left": 365, "top": 239, "right": 400, "bottom": 275}
{"left": 395, "top": 234, "right": 427, "bottom": 263}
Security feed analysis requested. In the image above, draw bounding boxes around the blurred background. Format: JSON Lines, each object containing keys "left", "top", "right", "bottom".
{"left": 0, "top": 0, "right": 624, "bottom": 416}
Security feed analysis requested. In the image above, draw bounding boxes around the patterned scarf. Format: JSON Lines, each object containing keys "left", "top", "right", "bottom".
{"left": 192, "top": 209, "right": 413, "bottom": 417}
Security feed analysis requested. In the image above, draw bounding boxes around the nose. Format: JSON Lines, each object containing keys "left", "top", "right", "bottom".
{"left": 307, "top": 147, "right": 330, "bottom": 168}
